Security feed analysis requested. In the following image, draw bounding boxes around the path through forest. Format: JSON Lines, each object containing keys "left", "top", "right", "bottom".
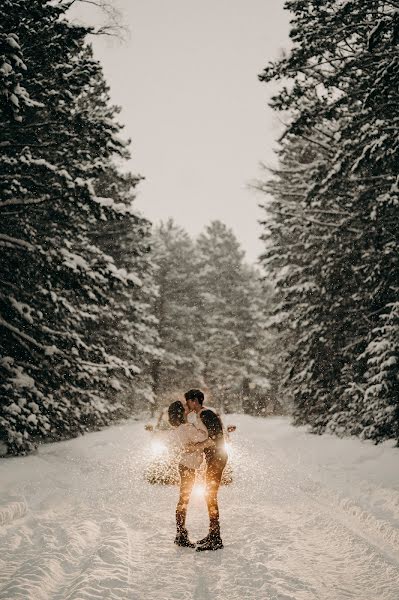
{"left": 1, "top": 416, "right": 399, "bottom": 600}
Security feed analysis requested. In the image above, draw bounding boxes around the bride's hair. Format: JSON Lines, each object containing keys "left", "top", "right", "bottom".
{"left": 168, "top": 400, "right": 185, "bottom": 427}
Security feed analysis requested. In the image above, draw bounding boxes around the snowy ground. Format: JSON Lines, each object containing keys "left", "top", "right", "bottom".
{"left": 1, "top": 415, "right": 399, "bottom": 600}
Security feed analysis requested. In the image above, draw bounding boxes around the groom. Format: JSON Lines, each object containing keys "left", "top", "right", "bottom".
{"left": 184, "top": 388, "right": 227, "bottom": 551}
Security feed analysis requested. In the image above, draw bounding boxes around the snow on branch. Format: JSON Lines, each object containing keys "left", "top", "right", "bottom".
{"left": 0, "top": 317, "right": 58, "bottom": 355}
{"left": 0, "top": 234, "right": 34, "bottom": 251}
{"left": 94, "top": 196, "right": 137, "bottom": 216}
{"left": 0, "top": 197, "right": 49, "bottom": 209}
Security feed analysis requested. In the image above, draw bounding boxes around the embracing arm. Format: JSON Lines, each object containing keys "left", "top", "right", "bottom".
{"left": 186, "top": 409, "right": 223, "bottom": 452}
{"left": 188, "top": 424, "right": 208, "bottom": 444}
{"left": 185, "top": 425, "right": 215, "bottom": 452}
{"left": 183, "top": 423, "right": 214, "bottom": 453}
{"left": 187, "top": 437, "right": 215, "bottom": 452}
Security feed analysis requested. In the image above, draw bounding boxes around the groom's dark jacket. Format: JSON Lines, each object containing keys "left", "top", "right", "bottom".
{"left": 199, "top": 409, "right": 227, "bottom": 463}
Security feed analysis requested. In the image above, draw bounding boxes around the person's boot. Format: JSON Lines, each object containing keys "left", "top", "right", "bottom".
{"left": 174, "top": 527, "right": 195, "bottom": 548}
{"left": 195, "top": 531, "right": 223, "bottom": 551}
{"left": 175, "top": 509, "right": 194, "bottom": 548}
{"left": 196, "top": 533, "right": 211, "bottom": 545}
{"left": 197, "top": 516, "right": 222, "bottom": 549}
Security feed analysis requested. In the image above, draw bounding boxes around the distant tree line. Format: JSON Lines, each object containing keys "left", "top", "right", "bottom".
{"left": 150, "top": 220, "right": 281, "bottom": 417}
{"left": 258, "top": 0, "right": 399, "bottom": 443}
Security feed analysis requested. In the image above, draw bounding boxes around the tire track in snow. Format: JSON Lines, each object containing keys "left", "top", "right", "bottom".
{"left": 258, "top": 436, "right": 399, "bottom": 566}
{"left": 300, "top": 479, "right": 399, "bottom": 564}
{"left": 0, "top": 510, "right": 130, "bottom": 600}
{"left": 231, "top": 432, "right": 399, "bottom": 599}
{"left": 0, "top": 499, "right": 27, "bottom": 527}
{"left": 0, "top": 512, "right": 100, "bottom": 600}
{"left": 58, "top": 518, "right": 130, "bottom": 600}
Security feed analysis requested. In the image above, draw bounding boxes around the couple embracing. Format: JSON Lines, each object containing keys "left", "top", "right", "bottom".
{"left": 168, "top": 388, "right": 228, "bottom": 552}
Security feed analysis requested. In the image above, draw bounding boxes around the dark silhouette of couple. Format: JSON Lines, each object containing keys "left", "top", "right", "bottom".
{"left": 168, "top": 389, "right": 228, "bottom": 551}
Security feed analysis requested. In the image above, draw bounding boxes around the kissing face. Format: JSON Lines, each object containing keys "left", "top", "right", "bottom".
{"left": 186, "top": 399, "right": 195, "bottom": 413}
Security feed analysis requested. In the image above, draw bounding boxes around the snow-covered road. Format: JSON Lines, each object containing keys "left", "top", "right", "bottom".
{"left": 1, "top": 416, "right": 399, "bottom": 600}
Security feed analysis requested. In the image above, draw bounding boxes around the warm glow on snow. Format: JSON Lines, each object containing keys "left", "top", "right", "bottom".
{"left": 224, "top": 442, "right": 234, "bottom": 458}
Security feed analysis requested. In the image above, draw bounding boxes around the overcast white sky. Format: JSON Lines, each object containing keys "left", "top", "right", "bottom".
{"left": 71, "top": 0, "right": 290, "bottom": 263}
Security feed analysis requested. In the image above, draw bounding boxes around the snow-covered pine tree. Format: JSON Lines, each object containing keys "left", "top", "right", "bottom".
{"left": 150, "top": 220, "right": 203, "bottom": 408}
{"left": 195, "top": 221, "right": 273, "bottom": 412}
{"left": 0, "top": 0, "right": 155, "bottom": 454}
{"left": 0, "top": 20, "right": 38, "bottom": 122}
{"left": 361, "top": 301, "right": 399, "bottom": 443}
{"left": 91, "top": 167, "right": 160, "bottom": 412}
{"left": 146, "top": 219, "right": 277, "bottom": 415}
{"left": 259, "top": 0, "right": 399, "bottom": 442}
{"left": 257, "top": 131, "right": 351, "bottom": 430}
{"left": 240, "top": 272, "right": 282, "bottom": 416}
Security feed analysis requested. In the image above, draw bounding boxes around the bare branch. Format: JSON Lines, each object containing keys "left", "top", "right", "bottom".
{"left": 280, "top": 211, "right": 360, "bottom": 234}
{"left": 65, "top": 0, "right": 129, "bottom": 41}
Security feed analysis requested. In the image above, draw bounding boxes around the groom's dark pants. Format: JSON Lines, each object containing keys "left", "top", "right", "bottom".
{"left": 176, "top": 464, "right": 195, "bottom": 532}
{"left": 205, "top": 454, "right": 227, "bottom": 536}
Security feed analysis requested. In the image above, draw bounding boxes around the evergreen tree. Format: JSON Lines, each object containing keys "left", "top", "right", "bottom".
{"left": 90, "top": 167, "right": 160, "bottom": 412}
{"left": 240, "top": 274, "right": 283, "bottom": 416}
{"left": 0, "top": 1, "right": 156, "bottom": 454}
{"left": 258, "top": 0, "right": 399, "bottom": 442}
{"left": 150, "top": 220, "right": 202, "bottom": 408}
{"left": 196, "top": 221, "right": 276, "bottom": 412}
{"left": 148, "top": 220, "right": 278, "bottom": 416}
{"left": 195, "top": 222, "right": 247, "bottom": 410}
{"left": 362, "top": 301, "right": 399, "bottom": 441}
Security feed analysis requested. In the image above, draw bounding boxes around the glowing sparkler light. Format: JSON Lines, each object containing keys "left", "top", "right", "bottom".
{"left": 192, "top": 483, "right": 206, "bottom": 499}
{"left": 151, "top": 440, "right": 168, "bottom": 456}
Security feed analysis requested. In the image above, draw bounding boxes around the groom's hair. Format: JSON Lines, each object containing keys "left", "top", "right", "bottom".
{"left": 168, "top": 401, "right": 185, "bottom": 427}
{"left": 184, "top": 389, "right": 204, "bottom": 405}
